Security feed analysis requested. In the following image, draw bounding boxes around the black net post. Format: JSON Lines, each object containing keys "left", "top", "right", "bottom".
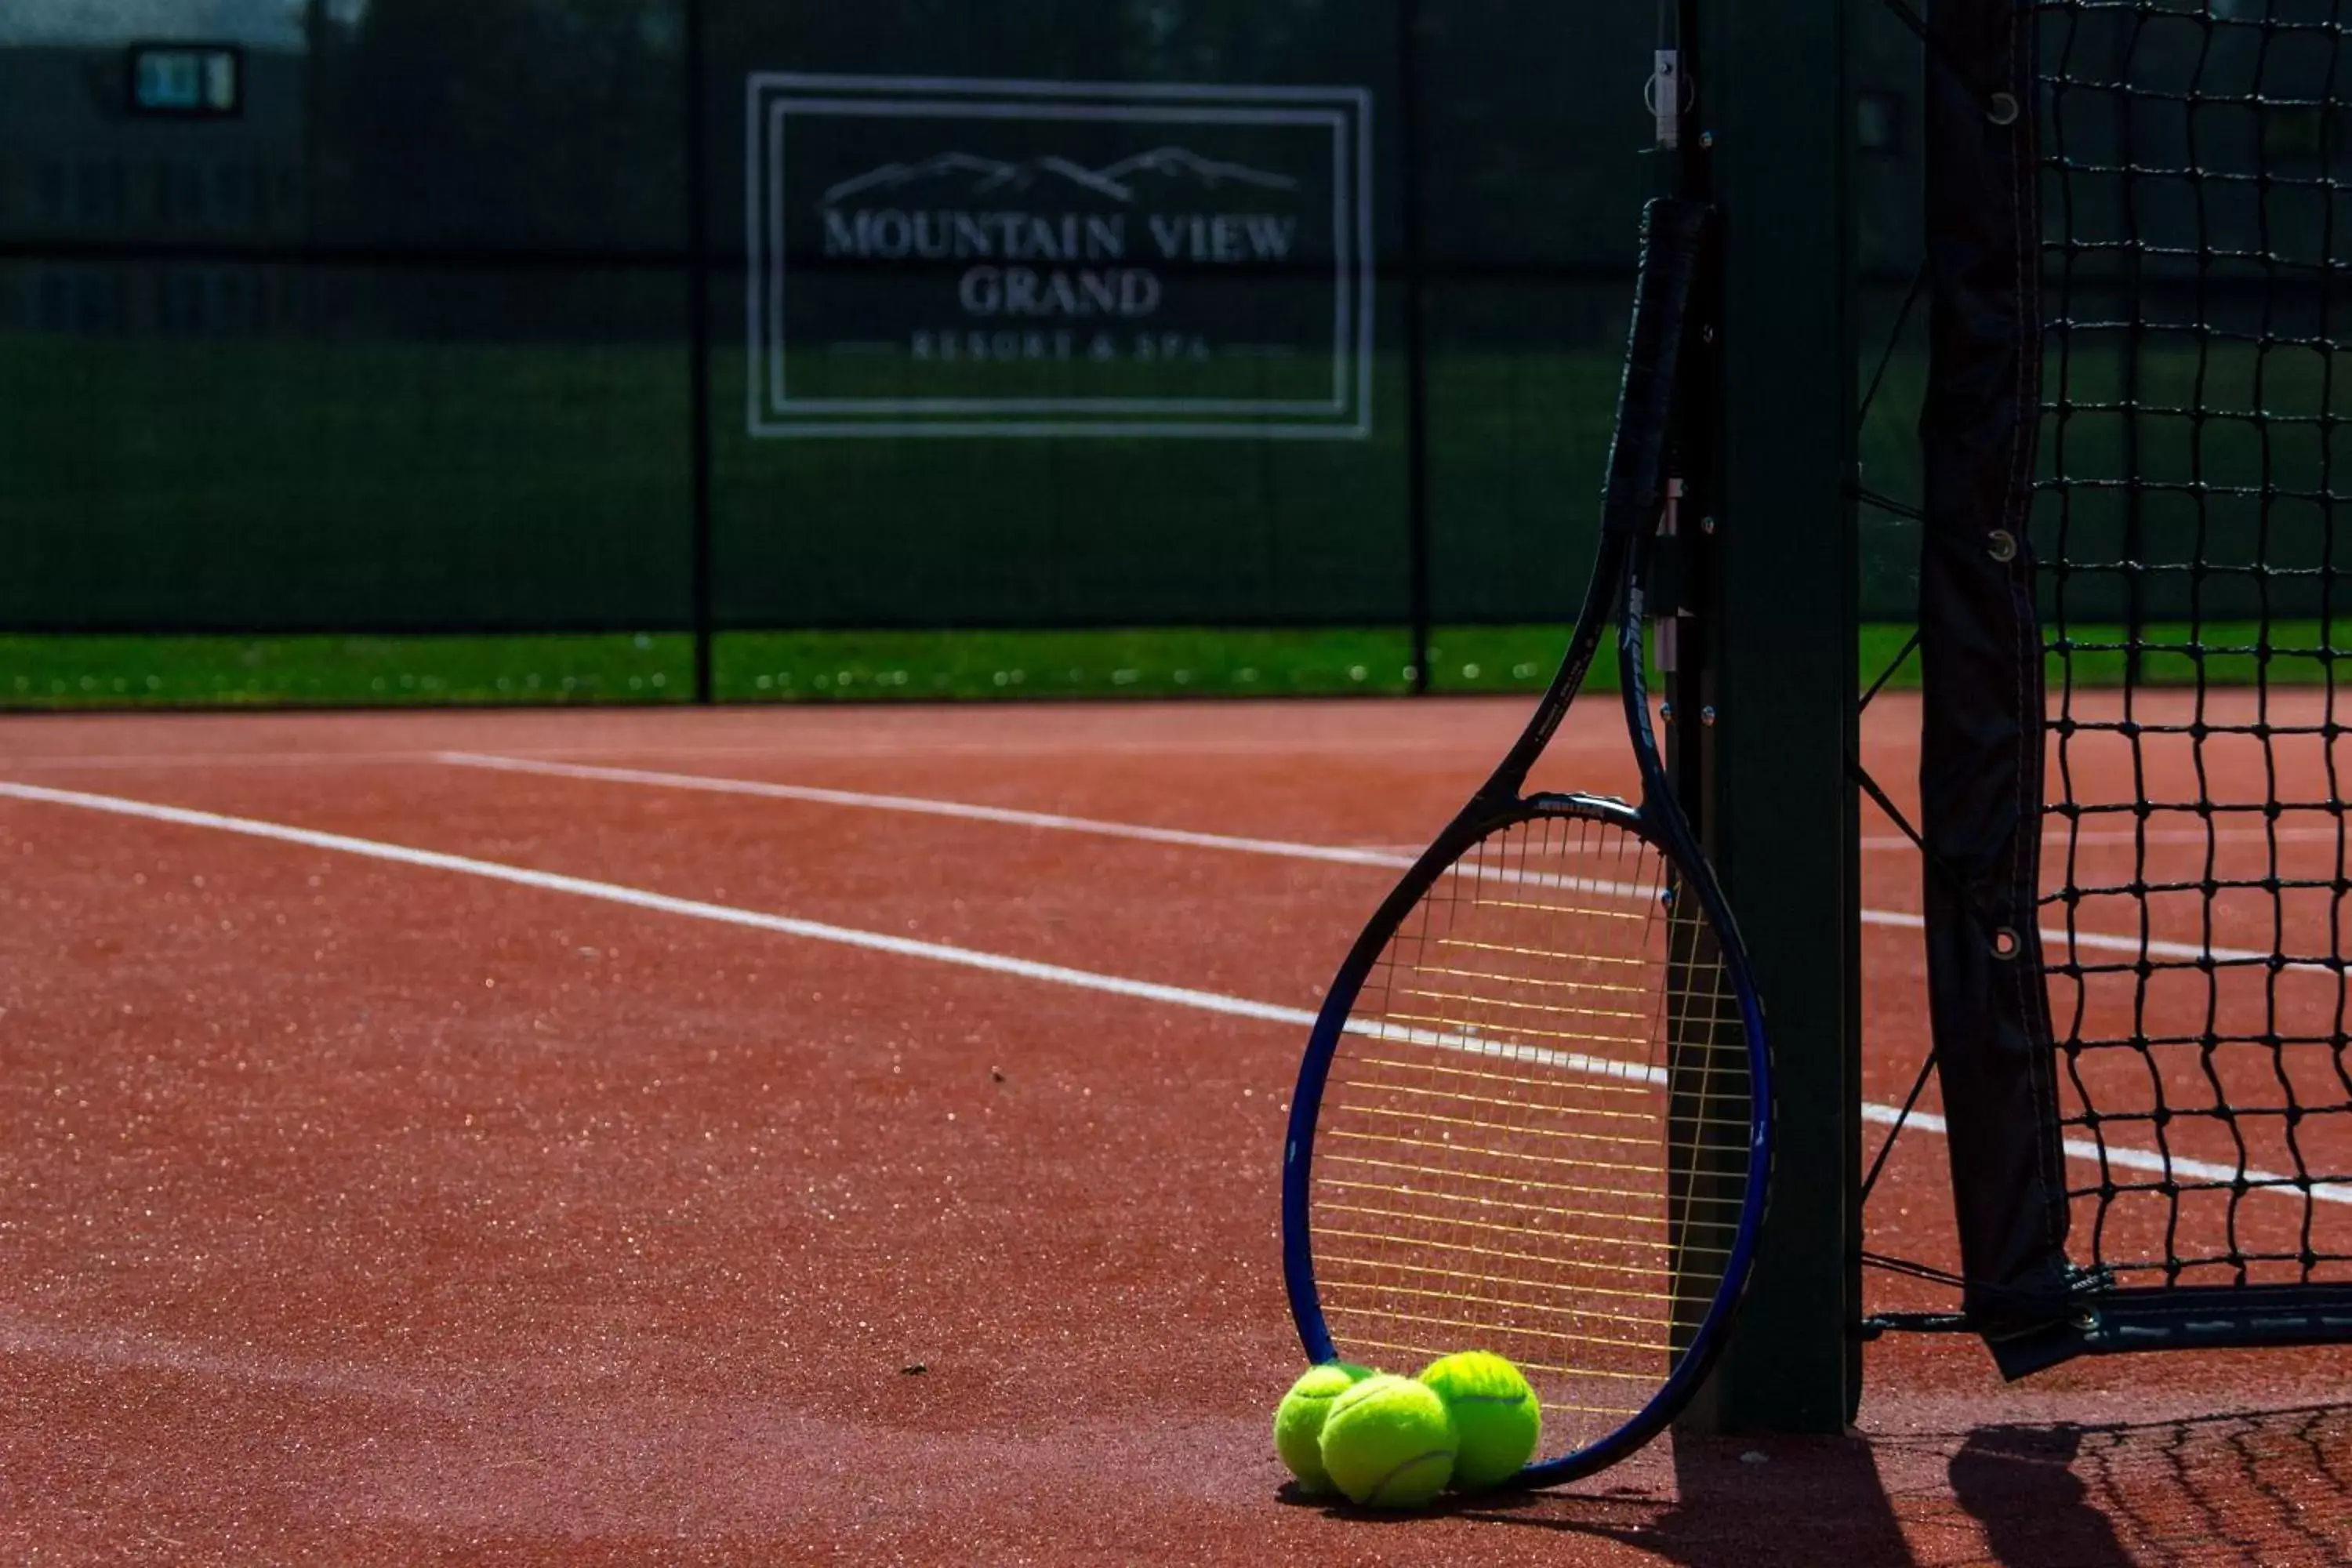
{"left": 1679, "top": 0, "right": 1865, "bottom": 1433}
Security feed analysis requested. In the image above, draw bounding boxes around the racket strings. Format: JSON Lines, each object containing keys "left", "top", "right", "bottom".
{"left": 1309, "top": 812, "right": 1750, "bottom": 1450}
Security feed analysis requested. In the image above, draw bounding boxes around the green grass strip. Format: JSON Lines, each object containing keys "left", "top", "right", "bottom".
{"left": 1857, "top": 622, "right": 2344, "bottom": 695}
{"left": 1424, "top": 626, "right": 1579, "bottom": 692}
{"left": 713, "top": 626, "right": 1420, "bottom": 700}
{"left": 0, "top": 633, "right": 695, "bottom": 710}
{"left": 714, "top": 626, "right": 1651, "bottom": 701}
{"left": 2045, "top": 621, "right": 2340, "bottom": 688}
{"left": 3, "top": 622, "right": 2337, "bottom": 712}
{"left": 1858, "top": 624, "right": 1926, "bottom": 694}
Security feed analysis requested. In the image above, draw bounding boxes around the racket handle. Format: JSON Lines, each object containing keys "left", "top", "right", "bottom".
{"left": 1601, "top": 198, "right": 1708, "bottom": 538}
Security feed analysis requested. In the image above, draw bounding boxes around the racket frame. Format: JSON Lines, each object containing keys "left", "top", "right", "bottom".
{"left": 1279, "top": 198, "right": 1773, "bottom": 1488}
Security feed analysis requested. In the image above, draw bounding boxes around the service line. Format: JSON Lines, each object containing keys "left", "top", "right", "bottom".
{"left": 435, "top": 752, "right": 2293, "bottom": 970}
{"left": 3, "top": 777, "right": 2342, "bottom": 1207}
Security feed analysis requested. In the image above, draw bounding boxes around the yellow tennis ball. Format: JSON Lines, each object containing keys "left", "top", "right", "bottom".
{"left": 1417, "top": 1351, "right": 1540, "bottom": 1490}
{"left": 1317, "top": 1372, "right": 1458, "bottom": 1508}
{"left": 1272, "top": 1361, "right": 1374, "bottom": 1492}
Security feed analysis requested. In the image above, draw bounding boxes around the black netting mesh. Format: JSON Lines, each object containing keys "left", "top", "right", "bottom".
{"left": 2035, "top": 0, "right": 2352, "bottom": 1289}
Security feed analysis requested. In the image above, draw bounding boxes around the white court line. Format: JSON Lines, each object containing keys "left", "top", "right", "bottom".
{"left": 441, "top": 750, "right": 1662, "bottom": 903}
{"left": 436, "top": 750, "right": 1411, "bottom": 867}
{"left": 1856, "top": 1102, "right": 2352, "bottom": 1205}
{"left": 2, "top": 777, "right": 2343, "bottom": 1207}
{"left": 437, "top": 752, "right": 2315, "bottom": 970}
{"left": 0, "top": 780, "right": 1308, "bottom": 1027}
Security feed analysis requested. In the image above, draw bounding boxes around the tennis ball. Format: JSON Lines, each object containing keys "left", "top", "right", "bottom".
{"left": 1417, "top": 1351, "right": 1540, "bottom": 1490}
{"left": 1317, "top": 1372, "right": 1458, "bottom": 1508}
{"left": 1272, "top": 1361, "right": 1375, "bottom": 1493}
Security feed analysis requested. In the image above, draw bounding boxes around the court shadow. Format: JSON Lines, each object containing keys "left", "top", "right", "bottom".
{"left": 1452, "top": 1432, "right": 1922, "bottom": 1568}
{"left": 1948, "top": 1424, "right": 2131, "bottom": 1567}
{"left": 1294, "top": 1402, "right": 2351, "bottom": 1564}
{"left": 1955, "top": 1403, "right": 2352, "bottom": 1568}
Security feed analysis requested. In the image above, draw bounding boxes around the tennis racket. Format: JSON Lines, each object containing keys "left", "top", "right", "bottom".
{"left": 1280, "top": 197, "right": 1770, "bottom": 1487}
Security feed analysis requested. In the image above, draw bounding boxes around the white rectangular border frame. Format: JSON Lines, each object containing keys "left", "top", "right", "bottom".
{"left": 768, "top": 102, "right": 1348, "bottom": 417}
{"left": 743, "top": 72, "right": 1374, "bottom": 441}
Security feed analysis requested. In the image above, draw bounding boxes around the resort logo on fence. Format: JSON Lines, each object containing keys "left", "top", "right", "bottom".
{"left": 745, "top": 73, "right": 1373, "bottom": 439}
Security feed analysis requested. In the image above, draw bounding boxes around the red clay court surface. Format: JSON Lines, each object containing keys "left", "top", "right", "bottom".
{"left": 2, "top": 696, "right": 2347, "bottom": 1566}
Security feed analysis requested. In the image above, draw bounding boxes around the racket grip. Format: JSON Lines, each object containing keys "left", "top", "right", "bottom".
{"left": 1600, "top": 198, "right": 1709, "bottom": 537}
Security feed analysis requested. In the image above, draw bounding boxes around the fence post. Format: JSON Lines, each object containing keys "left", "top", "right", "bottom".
{"left": 1397, "top": 0, "right": 1432, "bottom": 693}
{"left": 685, "top": 0, "right": 715, "bottom": 703}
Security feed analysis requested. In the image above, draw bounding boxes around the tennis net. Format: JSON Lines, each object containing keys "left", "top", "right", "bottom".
{"left": 1915, "top": 0, "right": 2352, "bottom": 1368}
{"left": 2036, "top": 0, "right": 2352, "bottom": 1298}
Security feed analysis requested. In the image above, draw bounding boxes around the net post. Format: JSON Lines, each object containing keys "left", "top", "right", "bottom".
{"left": 1675, "top": 0, "right": 1863, "bottom": 1434}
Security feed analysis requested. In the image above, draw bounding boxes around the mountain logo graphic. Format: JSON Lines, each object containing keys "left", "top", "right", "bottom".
{"left": 822, "top": 147, "right": 1298, "bottom": 206}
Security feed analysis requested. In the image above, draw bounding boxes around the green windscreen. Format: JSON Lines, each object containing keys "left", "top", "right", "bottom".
{"left": 0, "top": 1, "right": 1928, "bottom": 687}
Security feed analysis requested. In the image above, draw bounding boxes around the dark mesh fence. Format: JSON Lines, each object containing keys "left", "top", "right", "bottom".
{"left": 0, "top": 1, "right": 1927, "bottom": 650}
{"left": 0, "top": 258, "right": 691, "bottom": 632}
{"left": 0, "top": 12, "right": 695, "bottom": 637}
{"left": 0, "top": 2, "right": 1949, "bottom": 657}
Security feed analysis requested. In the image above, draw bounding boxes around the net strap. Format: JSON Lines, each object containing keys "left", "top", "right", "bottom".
{"left": 1915, "top": 0, "right": 2080, "bottom": 1338}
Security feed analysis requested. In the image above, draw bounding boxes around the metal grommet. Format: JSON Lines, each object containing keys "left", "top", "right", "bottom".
{"left": 1641, "top": 60, "right": 1697, "bottom": 116}
{"left": 1991, "top": 926, "right": 2021, "bottom": 960}
{"left": 1987, "top": 91, "right": 2020, "bottom": 126}
{"left": 1987, "top": 528, "right": 2018, "bottom": 563}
